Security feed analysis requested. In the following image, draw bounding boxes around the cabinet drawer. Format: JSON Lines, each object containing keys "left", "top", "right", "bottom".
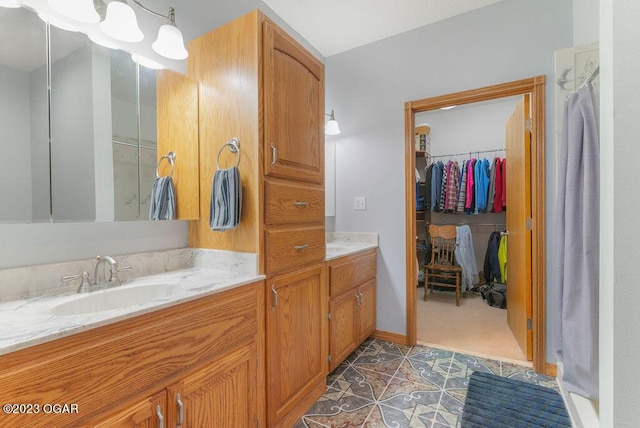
{"left": 265, "top": 179, "right": 324, "bottom": 225}
{"left": 329, "top": 250, "right": 377, "bottom": 298}
{"left": 265, "top": 226, "right": 325, "bottom": 274}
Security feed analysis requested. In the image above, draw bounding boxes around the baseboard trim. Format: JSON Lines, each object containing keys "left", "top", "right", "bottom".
{"left": 545, "top": 362, "right": 557, "bottom": 377}
{"left": 372, "top": 330, "right": 408, "bottom": 345}
{"left": 556, "top": 360, "right": 599, "bottom": 428}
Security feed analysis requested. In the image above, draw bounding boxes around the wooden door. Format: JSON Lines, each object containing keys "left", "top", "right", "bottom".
{"left": 93, "top": 392, "right": 166, "bottom": 428}
{"left": 263, "top": 21, "right": 324, "bottom": 183}
{"left": 505, "top": 94, "right": 533, "bottom": 360}
{"left": 357, "top": 279, "right": 377, "bottom": 344}
{"left": 266, "top": 265, "right": 326, "bottom": 425}
{"left": 329, "top": 290, "right": 358, "bottom": 372}
{"left": 167, "top": 345, "right": 258, "bottom": 428}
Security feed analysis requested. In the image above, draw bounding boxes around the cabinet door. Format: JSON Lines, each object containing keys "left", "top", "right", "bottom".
{"left": 267, "top": 265, "right": 326, "bottom": 426}
{"left": 357, "top": 279, "right": 377, "bottom": 344}
{"left": 93, "top": 391, "right": 166, "bottom": 428}
{"left": 329, "top": 290, "right": 358, "bottom": 372}
{"left": 263, "top": 21, "right": 324, "bottom": 183}
{"left": 167, "top": 345, "right": 258, "bottom": 428}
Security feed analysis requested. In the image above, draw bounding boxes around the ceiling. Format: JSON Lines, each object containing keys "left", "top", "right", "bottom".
{"left": 261, "top": 0, "right": 504, "bottom": 57}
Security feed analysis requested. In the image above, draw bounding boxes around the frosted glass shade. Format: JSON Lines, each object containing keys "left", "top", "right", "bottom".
{"left": 152, "top": 23, "right": 188, "bottom": 60}
{"left": 100, "top": 1, "right": 143, "bottom": 43}
{"left": 48, "top": 0, "right": 99, "bottom": 23}
{"left": 0, "top": 0, "right": 21, "bottom": 8}
{"left": 131, "top": 54, "right": 165, "bottom": 70}
{"left": 325, "top": 119, "right": 341, "bottom": 136}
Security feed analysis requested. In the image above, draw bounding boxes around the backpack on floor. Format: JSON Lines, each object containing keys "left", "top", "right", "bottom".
{"left": 485, "top": 282, "right": 507, "bottom": 309}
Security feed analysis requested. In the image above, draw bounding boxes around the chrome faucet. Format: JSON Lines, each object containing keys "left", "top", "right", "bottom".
{"left": 61, "top": 256, "right": 132, "bottom": 293}
{"left": 94, "top": 255, "right": 132, "bottom": 286}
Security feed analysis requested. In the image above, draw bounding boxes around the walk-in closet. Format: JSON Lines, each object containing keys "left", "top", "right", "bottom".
{"left": 414, "top": 94, "right": 528, "bottom": 364}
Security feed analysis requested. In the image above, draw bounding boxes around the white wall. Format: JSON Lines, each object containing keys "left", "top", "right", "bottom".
{"left": 0, "top": 64, "right": 33, "bottom": 222}
{"left": 327, "top": 0, "right": 572, "bottom": 358}
{"left": 574, "top": 0, "right": 600, "bottom": 46}
{"left": 599, "top": 0, "right": 640, "bottom": 424}
{"left": 29, "top": 65, "right": 50, "bottom": 222}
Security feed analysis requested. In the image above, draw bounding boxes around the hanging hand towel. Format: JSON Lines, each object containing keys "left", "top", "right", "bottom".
{"left": 149, "top": 176, "right": 176, "bottom": 220}
{"left": 209, "top": 166, "right": 242, "bottom": 231}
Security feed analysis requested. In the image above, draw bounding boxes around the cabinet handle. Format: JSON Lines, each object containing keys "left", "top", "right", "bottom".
{"left": 156, "top": 405, "right": 164, "bottom": 428}
{"left": 293, "top": 243, "right": 309, "bottom": 251}
{"left": 355, "top": 293, "right": 360, "bottom": 308}
{"left": 270, "top": 143, "right": 277, "bottom": 167}
{"left": 358, "top": 292, "right": 364, "bottom": 306}
{"left": 272, "top": 285, "right": 278, "bottom": 308}
{"left": 293, "top": 201, "right": 309, "bottom": 207}
{"left": 176, "top": 393, "right": 184, "bottom": 427}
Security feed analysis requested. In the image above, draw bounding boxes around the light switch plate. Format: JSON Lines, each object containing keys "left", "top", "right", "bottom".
{"left": 354, "top": 197, "right": 366, "bottom": 210}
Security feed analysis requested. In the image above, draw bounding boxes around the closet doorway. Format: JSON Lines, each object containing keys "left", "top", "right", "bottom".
{"left": 404, "top": 77, "right": 548, "bottom": 373}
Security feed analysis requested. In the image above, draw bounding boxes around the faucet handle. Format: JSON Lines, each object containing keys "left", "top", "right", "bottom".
{"left": 61, "top": 271, "right": 91, "bottom": 293}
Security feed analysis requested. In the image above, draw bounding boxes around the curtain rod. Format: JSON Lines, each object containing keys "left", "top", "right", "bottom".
{"left": 428, "top": 148, "right": 505, "bottom": 160}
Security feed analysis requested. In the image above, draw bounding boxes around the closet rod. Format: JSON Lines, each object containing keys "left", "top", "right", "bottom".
{"left": 428, "top": 148, "right": 505, "bottom": 160}
{"left": 426, "top": 222, "right": 505, "bottom": 227}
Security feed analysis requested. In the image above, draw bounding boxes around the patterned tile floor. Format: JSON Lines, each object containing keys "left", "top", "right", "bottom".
{"left": 294, "top": 338, "right": 558, "bottom": 428}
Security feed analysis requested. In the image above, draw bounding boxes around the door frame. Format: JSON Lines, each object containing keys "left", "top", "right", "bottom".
{"left": 404, "top": 76, "right": 547, "bottom": 373}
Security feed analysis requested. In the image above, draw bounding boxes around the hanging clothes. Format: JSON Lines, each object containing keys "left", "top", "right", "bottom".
{"left": 493, "top": 157, "right": 503, "bottom": 213}
{"left": 554, "top": 83, "right": 600, "bottom": 400}
{"left": 445, "top": 161, "right": 461, "bottom": 212}
{"left": 457, "top": 159, "right": 467, "bottom": 213}
{"left": 487, "top": 157, "right": 498, "bottom": 213}
{"left": 455, "top": 225, "right": 479, "bottom": 292}
{"left": 439, "top": 161, "right": 449, "bottom": 211}
{"left": 498, "top": 234, "right": 507, "bottom": 283}
{"left": 465, "top": 159, "right": 475, "bottom": 213}
{"left": 424, "top": 164, "right": 433, "bottom": 211}
{"left": 483, "top": 231, "right": 502, "bottom": 284}
{"left": 474, "top": 158, "right": 490, "bottom": 214}
{"left": 431, "top": 162, "right": 443, "bottom": 212}
{"left": 415, "top": 168, "right": 424, "bottom": 211}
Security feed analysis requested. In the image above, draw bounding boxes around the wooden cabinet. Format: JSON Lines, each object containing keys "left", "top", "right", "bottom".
{"left": 94, "top": 392, "right": 166, "bottom": 428}
{"left": 266, "top": 265, "right": 327, "bottom": 427}
{"left": 186, "top": 10, "right": 325, "bottom": 426}
{"left": 263, "top": 21, "right": 324, "bottom": 184}
{"left": 327, "top": 250, "right": 377, "bottom": 372}
{"left": 166, "top": 345, "right": 258, "bottom": 428}
{"left": 0, "top": 281, "right": 264, "bottom": 428}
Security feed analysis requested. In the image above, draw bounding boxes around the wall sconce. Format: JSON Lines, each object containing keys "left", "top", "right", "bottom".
{"left": 49, "top": 0, "right": 188, "bottom": 61}
{"left": 325, "top": 110, "right": 341, "bottom": 135}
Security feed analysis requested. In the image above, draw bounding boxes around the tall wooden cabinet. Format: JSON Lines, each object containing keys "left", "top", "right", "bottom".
{"left": 186, "top": 10, "right": 326, "bottom": 427}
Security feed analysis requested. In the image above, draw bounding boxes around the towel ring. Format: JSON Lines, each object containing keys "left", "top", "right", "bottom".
{"left": 156, "top": 152, "right": 176, "bottom": 178}
{"left": 216, "top": 138, "right": 241, "bottom": 170}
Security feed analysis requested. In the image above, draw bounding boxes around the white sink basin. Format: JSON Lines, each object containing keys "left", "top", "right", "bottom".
{"left": 50, "top": 283, "right": 179, "bottom": 316}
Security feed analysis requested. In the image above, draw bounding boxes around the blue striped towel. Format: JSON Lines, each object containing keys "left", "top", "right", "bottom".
{"left": 149, "top": 176, "right": 176, "bottom": 220}
{"left": 209, "top": 166, "right": 242, "bottom": 231}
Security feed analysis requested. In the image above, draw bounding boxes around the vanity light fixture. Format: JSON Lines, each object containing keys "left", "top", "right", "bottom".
{"left": 100, "top": 0, "right": 144, "bottom": 43}
{"left": 131, "top": 53, "right": 165, "bottom": 70}
{"left": 0, "top": 0, "right": 20, "bottom": 8}
{"left": 325, "top": 110, "right": 341, "bottom": 136}
{"left": 48, "top": 0, "right": 99, "bottom": 23}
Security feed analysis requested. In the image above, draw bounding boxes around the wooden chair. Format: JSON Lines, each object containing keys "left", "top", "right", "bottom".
{"left": 423, "top": 224, "right": 462, "bottom": 306}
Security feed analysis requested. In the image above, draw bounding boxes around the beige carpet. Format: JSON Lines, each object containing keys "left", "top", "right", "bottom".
{"left": 417, "top": 288, "right": 530, "bottom": 365}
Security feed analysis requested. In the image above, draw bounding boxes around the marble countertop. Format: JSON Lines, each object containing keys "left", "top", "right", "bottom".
{"left": 0, "top": 268, "right": 264, "bottom": 356}
{"left": 325, "top": 232, "right": 379, "bottom": 261}
{"left": 0, "top": 233, "right": 378, "bottom": 358}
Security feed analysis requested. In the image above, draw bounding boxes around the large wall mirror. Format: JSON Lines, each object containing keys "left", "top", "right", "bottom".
{"left": 0, "top": 5, "right": 160, "bottom": 223}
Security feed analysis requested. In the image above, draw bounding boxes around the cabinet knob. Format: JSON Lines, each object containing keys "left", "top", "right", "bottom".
{"left": 156, "top": 405, "right": 164, "bottom": 428}
{"left": 270, "top": 143, "right": 277, "bottom": 167}
{"left": 176, "top": 393, "right": 184, "bottom": 427}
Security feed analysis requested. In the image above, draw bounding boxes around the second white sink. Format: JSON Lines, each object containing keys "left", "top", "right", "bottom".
{"left": 50, "top": 283, "right": 179, "bottom": 316}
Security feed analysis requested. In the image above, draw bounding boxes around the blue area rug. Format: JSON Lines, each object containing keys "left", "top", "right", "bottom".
{"left": 461, "top": 371, "right": 572, "bottom": 428}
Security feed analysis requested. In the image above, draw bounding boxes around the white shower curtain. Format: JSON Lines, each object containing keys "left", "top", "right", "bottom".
{"left": 554, "top": 83, "right": 600, "bottom": 400}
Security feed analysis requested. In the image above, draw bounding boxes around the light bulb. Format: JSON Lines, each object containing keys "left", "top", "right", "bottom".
{"left": 152, "top": 23, "right": 188, "bottom": 60}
